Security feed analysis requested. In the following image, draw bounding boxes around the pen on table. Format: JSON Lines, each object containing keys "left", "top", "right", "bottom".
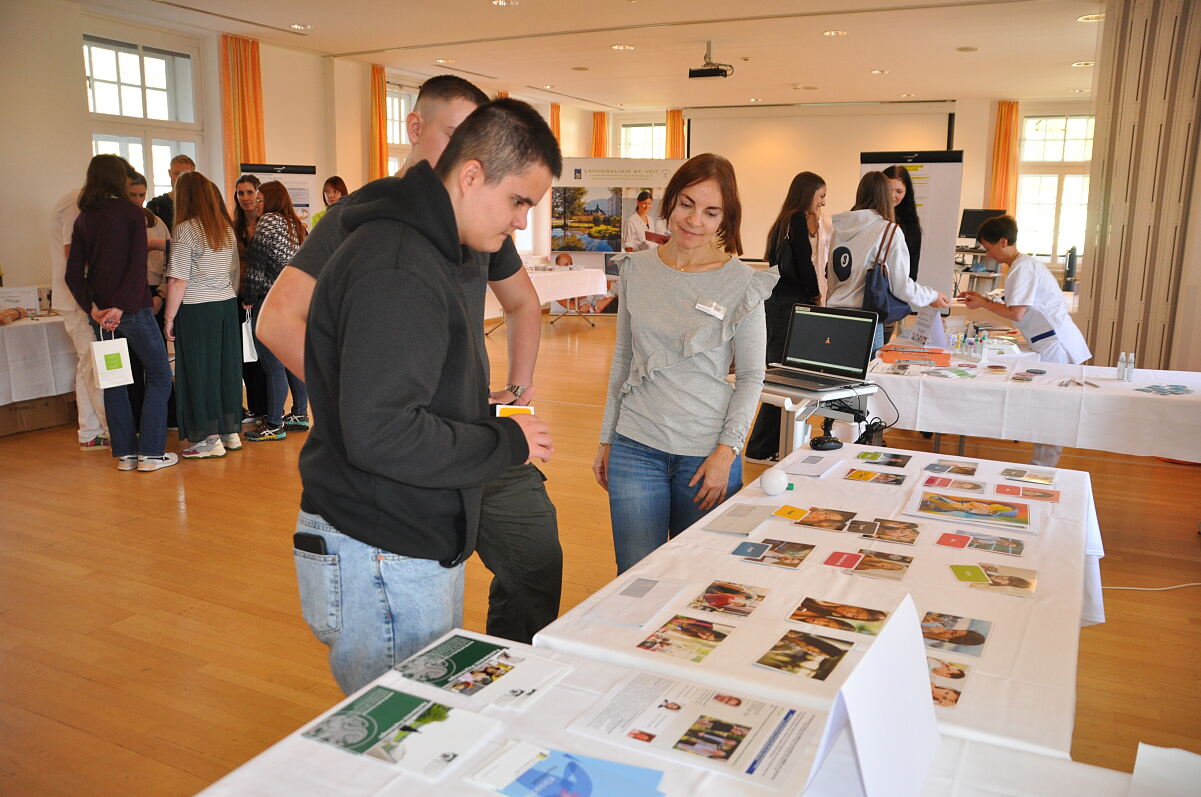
{"left": 1084, "top": 380, "right": 1099, "bottom": 388}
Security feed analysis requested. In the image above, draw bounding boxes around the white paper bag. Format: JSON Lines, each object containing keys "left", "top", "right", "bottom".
{"left": 91, "top": 332, "right": 134, "bottom": 388}
{"left": 241, "top": 309, "right": 258, "bottom": 363}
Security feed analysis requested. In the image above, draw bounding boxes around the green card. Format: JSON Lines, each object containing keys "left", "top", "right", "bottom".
{"left": 950, "top": 564, "right": 990, "bottom": 583}
{"left": 103, "top": 352, "right": 123, "bottom": 370}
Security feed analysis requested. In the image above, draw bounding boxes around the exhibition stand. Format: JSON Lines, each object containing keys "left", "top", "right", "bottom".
{"left": 0, "top": 314, "right": 75, "bottom": 406}
{"left": 483, "top": 268, "right": 608, "bottom": 333}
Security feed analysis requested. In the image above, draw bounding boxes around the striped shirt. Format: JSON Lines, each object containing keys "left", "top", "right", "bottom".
{"left": 165, "top": 218, "right": 239, "bottom": 304}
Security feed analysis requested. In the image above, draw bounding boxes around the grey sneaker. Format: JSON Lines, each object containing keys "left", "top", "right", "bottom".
{"left": 137, "top": 452, "right": 180, "bottom": 472}
{"left": 221, "top": 433, "right": 243, "bottom": 451}
{"left": 181, "top": 437, "right": 226, "bottom": 459}
{"left": 117, "top": 455, "right": 138, "bottom": 471}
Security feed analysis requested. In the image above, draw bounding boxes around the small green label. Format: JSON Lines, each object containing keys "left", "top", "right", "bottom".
{"left": 104, "top": 353, "right": 123, "bottom": 370}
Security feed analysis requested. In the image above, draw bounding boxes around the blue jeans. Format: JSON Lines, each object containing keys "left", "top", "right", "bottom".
{"left": 607, "top": 433, "right": 743, "bottom": 574}
{"left": 871, "top": 322, "right": 885, "bottom": 359}
{"left": 251, "top": 302, "right": 308, "bottom": 426}
{"left": 292, "top": 510, "right": 464, "bottom": 695}
{"left": 91, "top": 307, "right": 170, "bottom": 458}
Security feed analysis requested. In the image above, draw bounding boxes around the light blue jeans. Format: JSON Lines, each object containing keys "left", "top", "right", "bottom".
{"left": 607, "top": 433, "right": 743, "bottom": 574}
{"left": 292, "top": 510, "right": 464, "bottom": 695}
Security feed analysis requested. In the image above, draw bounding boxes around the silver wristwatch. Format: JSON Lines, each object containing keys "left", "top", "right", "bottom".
{"left": 505, "top": 384, "right": 527, "bottom": 399}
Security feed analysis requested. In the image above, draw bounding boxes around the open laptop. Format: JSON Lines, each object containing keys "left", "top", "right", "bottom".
{"left": 763, "top": 304, "right": 879, "bottom": 392}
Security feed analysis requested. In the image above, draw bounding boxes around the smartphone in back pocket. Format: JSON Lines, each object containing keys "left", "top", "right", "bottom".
{"left": 293, "top": 532, "right": 328, "bottom": 555}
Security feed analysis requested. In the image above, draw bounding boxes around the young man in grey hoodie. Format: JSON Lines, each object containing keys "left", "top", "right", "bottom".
{"left": 295, "top": 99, "right": 560, "bottom": 694}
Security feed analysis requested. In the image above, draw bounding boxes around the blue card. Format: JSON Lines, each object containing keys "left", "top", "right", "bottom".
{"left": 733, "top": 541, "right": 770, "bottom": 558}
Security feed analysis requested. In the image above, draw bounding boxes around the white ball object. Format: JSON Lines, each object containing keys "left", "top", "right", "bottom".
{"left": 759, "top": 468, "right": 789, "bottom": 496}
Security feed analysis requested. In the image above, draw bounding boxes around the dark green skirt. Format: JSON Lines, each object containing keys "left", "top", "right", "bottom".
{"left": 175, "top": 298, "right": 243, "bottom": 441}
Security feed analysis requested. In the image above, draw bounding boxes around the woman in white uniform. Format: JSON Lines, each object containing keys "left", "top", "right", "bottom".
{"left": 622, "top": 190, "right": 670, "bottom": 251}
{"left": 960, "top": 214, "right": 1091, "bottom": 466}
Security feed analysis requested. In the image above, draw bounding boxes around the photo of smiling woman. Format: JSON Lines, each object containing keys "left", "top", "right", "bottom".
{"left": 594, "top": 154, "right": 779, "bottom": 573}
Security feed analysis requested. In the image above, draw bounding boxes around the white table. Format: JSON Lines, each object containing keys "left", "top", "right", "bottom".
{"left": 0, "top": 314, "right": 76, "bottom": 406}
{"left": 537, "top": 443, "right": 1102, "bottom": 758}
{"left": 484, "top": 268, "right": 609, "bottom": 331}
{"left": 199, "top": 630, "right": 1131, "bottom": 796}
{"left": 865, "top": 359, "right": 1201, "bottom": 461}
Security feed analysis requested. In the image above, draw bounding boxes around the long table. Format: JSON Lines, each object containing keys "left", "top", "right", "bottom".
{"left": 865, "top": 359, "right": 1201, "bottom": 461}
{"left": 536, "top": 443, "right": 1100, "bottom": 758}
{"left": 483, "top": 267, "right": 608, "bottom": 320}
{"left": 0, "top": 314, "right": 75, "bottom": 405}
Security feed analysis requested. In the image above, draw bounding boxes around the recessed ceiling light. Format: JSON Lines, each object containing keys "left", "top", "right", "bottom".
{"left": 491, "top": 0, "right": 519, "bottom": 6}
{"left": 542, "top": 84, "right": 557, "bottom": 89}
{"left": 1070, "top": 88, "right": 1091, "bottom": 94}
{"left": 800, "top": 85, "right": 819, "bottom": 90}
{"left": 1078, "top": 13, "right": 1105, "bottom": 22}
{"left": 741, "top": 56, "right": 752, "bottom": 62}
{"left": 572, "top": 66, "right": 590, "bottom": 71}
{"left": 899, "top": 92, "right": 915, "bottom": 98}
{"left": 749, "top": 98, "right": 762, "bottom": 102}
{"left": 434, "top": 58, "right": 456, "bottom": 65}
{"left": 870, "top": 69, "right": 889, "bottom": 75}
{"left": 956, "top": 46, "right": 978, "bottom": 53}
{"left": 611, "top": 44, "right": 635, "bottom": 51}
{"left": 1071, "top": 60, "right": 1095, "bottom": 67}
{"left": 289, "top": 23, "right": 312, "bottom": 31}
{"left": 823, "top": 30, "right": 848, "bottom": 37}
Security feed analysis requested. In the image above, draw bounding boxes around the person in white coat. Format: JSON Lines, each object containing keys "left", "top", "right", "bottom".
{"left": 960, "top": 214, "right": 1091, "bottom": 467}
{"left": 826, "top": 171, "right": 950, "bottom": 355}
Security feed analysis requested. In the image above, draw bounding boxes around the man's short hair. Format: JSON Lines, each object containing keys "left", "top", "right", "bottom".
{"left": 435, "top": 98, "right": 563, "bottom": 183}
{"left": 977, "top": 214, "right": 1018, "bottom": 245}
{"left": 415, "top": 75, "right": 489, "bottom": 114}
{"left": 170, "top": 154, "right": 196, "bottom": 168}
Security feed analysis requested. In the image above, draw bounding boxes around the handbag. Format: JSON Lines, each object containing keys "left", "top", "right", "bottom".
{"left": 241, "top": 309, "right": 258, "bottom": 363}
{"left": 91, "top": 328, "right": 135, "bottom": 389}
{"left": 861, "top": 222, "right": 912, "bottom": 324}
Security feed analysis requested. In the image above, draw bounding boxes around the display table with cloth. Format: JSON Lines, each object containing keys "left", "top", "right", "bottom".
{"left": 536, "top": 443, "right": 1103, "bottom": 758}
{"left": 0, "top": 314, "right": 76, "bottom": 406}
{"left": 865, "top": 360, "right": 1201, "bottom": 461}
{"left": 199, "top": 630, "right": 1130, "bottom": 796}
{"left": 483, "top": 268, "right": 608, "bottom": 330}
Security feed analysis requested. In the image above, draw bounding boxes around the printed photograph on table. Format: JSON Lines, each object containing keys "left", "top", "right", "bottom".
{"left": 855, "top": 451, "right": 912, "bottom": 468}
{"left": 923, "top": 475, "right": 985, "bottom": 493}
{"left": 863, "top": 517, "right": 921, "bottom": 545}
{"left": 910, "top": 491, "right": 1032, "bottom": 531}
{"left": 789, "top": 597, "right": 889, "bottom": 636}
{"left": 923, "top": 459, "right": 980, "bottom": 476}
{"left": 637, "top": 615, "right": 734, "bottom": 663}
{"left": 395, "top": 634, "right": 566, "bottom": 708}
{"left": 469, "top": 740, "right": 666, "bottom": 797}
{"left": 970, "top": 562, "right": 1039, "bottom": 598}
{"left": 1000, "top": 467, "right": 1055, "bottom": 486}
{"left": 755, "top": 629, "right": 853, "bottom": 680}
{"left": 686, "top": 581, "right": 769, "bottom": 618}
{"left": 794, "top": 507, "right": 856, "bottom": 531}
{"left": 928, "top": 656, "right": 972, "bottom": 708}
{"left": 673, "top": 716, "right": 752, "bottom": 762}
{"left": 847, "top": 549, "right": 913, "bottom": 580}
{"left": 921, "top": 611, "right": 993, "bottom": 657}
{"left": 996, "top": 483, "right": 1061, "bottom": 502}
{"left": 843, "top": 468, "right": 908, "bottom": 486}
{"left": 935, "top": 531, "right": 1025, "bottom": 556}
{"left": 738, "top": 538, "right": 816, "bottom": 569}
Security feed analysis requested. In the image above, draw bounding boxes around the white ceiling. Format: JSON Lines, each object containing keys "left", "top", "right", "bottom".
{"left": 86, "top": 0, "right": 1105, "bottom": 110}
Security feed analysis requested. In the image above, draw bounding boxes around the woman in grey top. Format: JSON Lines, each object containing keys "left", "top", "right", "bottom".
{"left": 593, "top": 154, "right": 778, "bottom": 573}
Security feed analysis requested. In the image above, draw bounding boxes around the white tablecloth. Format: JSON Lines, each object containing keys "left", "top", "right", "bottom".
{"left": 537, "top": 443, "right": 1102, "bottom": 758}
{"left": 200, "top": 630, "right": 1131, "bottom": 796}
{"left": 0, "top": 315, "right": 76, "bottom": 405}
{"left": 866, "top": 359, "right": 1201, "bottom": 461}
{"left": 483, "top": 268, "right": 609, "bottom": 318}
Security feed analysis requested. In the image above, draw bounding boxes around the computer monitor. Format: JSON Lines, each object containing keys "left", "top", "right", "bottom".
{"left": 958, "top": 208, "right": 1006, "bottom": 239}
{"left": 781, "top": 305, "right": 878, "bottom": 380}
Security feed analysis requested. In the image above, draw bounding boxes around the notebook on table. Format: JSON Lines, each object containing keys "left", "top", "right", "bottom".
{"left": 763, "top": 304, "right": 879, "bottom": 392}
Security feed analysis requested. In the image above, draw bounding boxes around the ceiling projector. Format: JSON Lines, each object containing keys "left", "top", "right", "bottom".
{"left": 689, "top": 40, "right": 733, "bottom": 79}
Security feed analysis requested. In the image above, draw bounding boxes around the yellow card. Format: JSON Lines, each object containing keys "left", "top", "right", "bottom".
{"left": 495, "top": 404, "right": 535, "bottom": 417}
{"left": 773, "top": 505, "right": 809, "bottom": 521}
{"left": 845, "top": 469, "right": 877, "bottom": 481}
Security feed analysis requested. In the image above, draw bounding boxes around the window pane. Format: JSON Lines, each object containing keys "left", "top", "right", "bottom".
{"left": 1063, "top": 140, "right": 1086, "bottom": 161}
{"left": 127, "top": 143, "right": 145, "bottom": 175}
{"left": 1015, "top": 174, "right": 1058, "bottom": 255}
{"left": 1043, "top": 139, "right": 1064, "bottom": 161}
{"left": 94, "top": 81, "right": 120, "bottom": 114}
{"left": 152, "top": 144, "right": 173, "bottom": 191}
{"left": 1059, "top": 175, "right": 1089, "bottom": 255}
{"left": 387, "top": 156, "right": 400, "bottom": 175}
{"left": 118, "top": 51, "right": 141, "bottom": 84}
{"left": 94, "top": 139, "right": 120, "bottom": 155}
{"left": 83, "top": 44, "right": 91, "bottom": 78}
{"left": 91, "top": 46, "right": 117, "bottom": 81}
{"left": 144, "top": 57, "right": 167, "bottom": 89}
{"left": 120, "top": 84, "right": 143, "bottom": 117}
{"left": 1066, "top": 117, "right": 1088, "bottom": 139}
{"left": 1021, "top": 140, "right": 1044, "bottom": 161}
{"left": 146, "top": 88, "right": 169, "bottom": 120}
{"left": 1023, "top": 118, "right": 1044, "bottom": 141}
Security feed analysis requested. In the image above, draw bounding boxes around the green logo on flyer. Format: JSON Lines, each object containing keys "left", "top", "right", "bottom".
{"left": 104, "top": 353, "right": 123, "bottom": 370}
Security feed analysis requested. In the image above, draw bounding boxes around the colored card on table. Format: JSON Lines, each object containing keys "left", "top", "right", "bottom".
{"left": 923, "top": 475, "right": 984, "bottom": 493}
{"left": 949, "top": 565, "right": 990, "bottom": 583}
{"left": 921, "top": 612, "right": 993, "bottom": 657}
{"left": 790, "top": 597, "right": 889, "bottom": 636}
{"left": 856, "top": 451, "right": 912, "bottom": 468}
{"left": 732, "top": 541, "right": 770, "bottom": 558}
{"left": 795, "top": 507, "right": 856, "bottom": 531}
{"left": 1002, "top": 468, "right": 1055, "bottom": 486}
{"left": 754, "top": 630, "right": 853, "bottom": 680}
{"left": 936, "top": 532, "right": 972, "bottom": 549}
{"left": 844, "top": 468, "right": 878, "bottom": 482}
{"left": 686, "top": 580, "right": 769, "bottom": 618}
{"left": 995, "top": 483, "right": 1022, "bottom": 496}
{"left": 847, "top": 549, "right": 913, "bottom": 581}
{"left": 847, "top": 520, "right": 879, "bottom": 536}
{"left": 773, "top": 505, "right": 809, "bottom": 522}
{"left": 824, "top": 551, "right": 863, "bottom": 568}
{"left": 926, "top": 459, "right": 979, "bottom": 476}
{"left": 965, "top": 532, "right": 1025, "bottom": 556}
{"left": 636, "top": 615, "right": 734, "bottom": 663}
{"left": 969, "top": 563, "right": 1038, "bottom": 598}
{"left": 1018, "top": 486, "right": 1061, "bottom": 502}
{"left": 845, "top": 469, "right": 908, "bottom": 486}
{"left": 740, "top": 538, "right": 816, "bottom": 569}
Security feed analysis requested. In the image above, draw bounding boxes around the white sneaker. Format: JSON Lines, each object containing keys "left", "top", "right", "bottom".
{"left": 117, "top": 455, "right": 138, "bottom": 471}
{"left": 181, "top": 437, "right": 226, "bottom": 459}
{"left": 137, "top": 452, "right": 180, "bottom": 472}
{"left": 220, "top": 433, "right": 242, "bottom": 451}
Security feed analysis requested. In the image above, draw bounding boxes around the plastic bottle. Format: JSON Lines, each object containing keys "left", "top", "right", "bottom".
{"left": 1117, "top": 353, "right": 1127, "bottom": 381}
{"left": 1126, "top": 352, "right": 1136, "bottom": 382}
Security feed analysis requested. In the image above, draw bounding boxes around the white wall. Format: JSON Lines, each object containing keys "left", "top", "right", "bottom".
{"left": 330, "top": 59, "right": 370, "bottom": 191}
{"left": 559, "top": 106, "right": 593, "bottom": 158}
{"left": 687, "top": 103, "right": 953, "bottom": 258}
{"left": 953, "top": 98, "right": 995, "bottom": 212}
{"left": 260, "top": 44, "right": 330, "bottom": 182}
{"left": 0, "top": 0, "right": 93, "bottom": 288}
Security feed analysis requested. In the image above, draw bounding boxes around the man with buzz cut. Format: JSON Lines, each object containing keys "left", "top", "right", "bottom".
{"left": 294, "top": 98, "right": 561, "bottom": 694}
{"left": 261, "top": 76, "right": 563, "bottom": 651}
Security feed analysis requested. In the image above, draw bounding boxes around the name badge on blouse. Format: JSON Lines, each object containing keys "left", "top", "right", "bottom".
{"left": 696, "top": 300, "right": 726, "bottom": 320}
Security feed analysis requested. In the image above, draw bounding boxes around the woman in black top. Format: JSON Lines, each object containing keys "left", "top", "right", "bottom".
{"left": 882, "top": 165, "right": 923, "bottom": 343}
{"left": 744, "top": 171, "right": 826, "bottom": 461}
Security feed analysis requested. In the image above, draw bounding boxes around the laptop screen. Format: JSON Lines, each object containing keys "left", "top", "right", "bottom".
{"left": 782, "top": 305, "right": 878, "bottom": 379}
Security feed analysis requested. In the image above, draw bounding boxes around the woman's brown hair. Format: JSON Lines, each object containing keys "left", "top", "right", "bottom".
{"left": 259, "top": 181, "right": 308, "bottom": 244}
{"left": 78, "top": 154, "right": 134, "bottom": 212}
{"left": 658, "top": 153, "right": 743, "bottom": 255}
{"left": 852, "top": 172, "right": 895, "bottom": 222}
{"left": 174, "top": 171, "right": 236, "bottom": 251}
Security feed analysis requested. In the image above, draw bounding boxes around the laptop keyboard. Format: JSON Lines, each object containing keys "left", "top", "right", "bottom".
{"left": 765, "top": 368, "right": 851, "bottom": 389}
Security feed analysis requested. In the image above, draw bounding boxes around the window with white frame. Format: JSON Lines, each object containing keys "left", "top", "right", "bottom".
{"left": 1014, "top": 115, "right": 1093, "bottom": 265}
{"left": 620, "top": 123, "right": 666, "bottom": 159}
{"left": 84, "top": 29, "right": 203, "bottom": 202}
{"left": 386, "top": 82, "right": 415, "bottom": 175}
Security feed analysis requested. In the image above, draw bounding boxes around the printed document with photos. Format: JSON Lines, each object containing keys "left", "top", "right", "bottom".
{"left": 569, "top": 671, "right": 821, "bottom": 789}
{"left": 394, "top": 634, "right": 567, "bottom": 710}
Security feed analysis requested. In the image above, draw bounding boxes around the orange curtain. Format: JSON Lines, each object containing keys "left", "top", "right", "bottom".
{"left": 550, "top": 103, "right": 561, "bottom": 144}
{"left": 591, "top": 112, "right": 609, "bottom": 157}
{"left": 369, "top": 65, "right": 388, "bottom": 180}
{"left": 988, "top": 100, "right": 1020, "bottom": 213}
{"left": 496, "top": 90, "right": 509, "bottom": 99}
{"left": 666, "top": 109, "right": 685, "bottom": 159}
{"left": 219, "top": 34, "right": 265, "bottom": 202}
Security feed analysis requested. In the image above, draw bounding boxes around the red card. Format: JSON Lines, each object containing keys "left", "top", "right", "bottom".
{"left": 824, "top": 552, "right": 864, "bottom": 568}
{"left": 937, "top": 532, "right": 971, "bottom": 549}
{"left": 924, "top": 476, "right": 952, "bottom": 488}
{"left": 995, "top": 484, "right": 1021, "bottom": 495}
